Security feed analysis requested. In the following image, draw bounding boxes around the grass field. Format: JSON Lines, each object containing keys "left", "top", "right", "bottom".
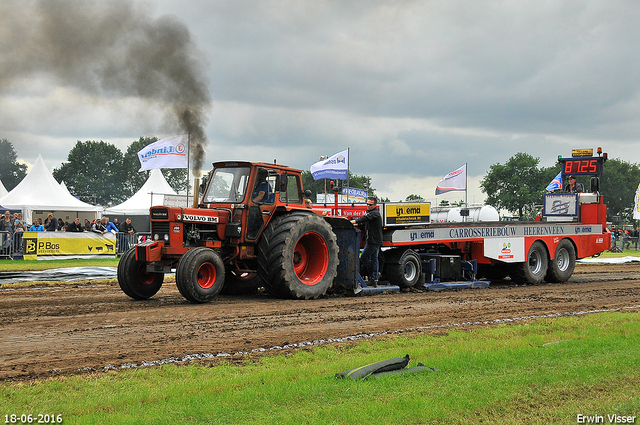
{"left": 1, "top": 312, "right": 638, "bottom": 424}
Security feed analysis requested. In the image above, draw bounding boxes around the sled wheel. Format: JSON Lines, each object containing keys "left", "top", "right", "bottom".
{"left": 386, "top": 249, "right": 421, "bottom": 287}
{"left": 510, "top": 241, "right": 548, "bottom": 284}
{"left": 221, "top": 270, "right": 263, "bottom": 295}
{"left": 258, "top": 212, "right": 339, "bottom": 299}
{"left": 176, "top": 247, "right": 225, "bottom": 303}
{"left": 545, "top": 239, "right": 576, "bottom": 283}
{"left": 117, "top": 248, "right": 163, "bottom": 300}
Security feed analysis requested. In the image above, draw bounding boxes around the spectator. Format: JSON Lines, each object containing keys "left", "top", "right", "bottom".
{"left": 104, "top": 216, "right": 119, "bottom": 234}
{"left": 66, "top": 217, "right": 84, "bottom": 232}
{"left": 119, "top": 217, "right": 136, "bottom": 250}
{"left": 13, "top": 213, "right": 25, "bottom": 233}
{"left": 84, "top": 219, "right": 92, "bottom": 231}
{"left": 92, "top": 217, "right": 108, "bottom": 235}
{"left": 57, "top": 217, "right": 65, "bottom": 231}
{"left": 119, "top": 217, "right": 135, "bottom": 235}
{"left": 305, "top": 199, "right": 313, "bottom": 209}
{"left": 350, "top": 197, "right": 383, "bottom": 285}
{"left": 45, "top": 213, "right": 58, "bottom": 232}
{"left": 1, "top": 211, "right": 15, "bottom": 249}
{"left": 93, "top": 216, "right": 118, "bottom": 235}
{"left": 623, "top": 230, "right": 631, "bottom": 250}
{"left": 29, "top": 218, "right": 45, "bottom": 232}
{"left": 112, "top": 218, "right": 120, "bottom": 231}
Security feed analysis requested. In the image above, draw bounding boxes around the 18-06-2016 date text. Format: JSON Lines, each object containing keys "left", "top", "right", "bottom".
{"left": 5, "top": 414, "right": 62, "bottom": 424}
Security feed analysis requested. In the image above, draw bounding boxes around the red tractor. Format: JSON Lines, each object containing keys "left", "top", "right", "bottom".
{"left": 118, "top": 161, "right": 344, "bottom": 303}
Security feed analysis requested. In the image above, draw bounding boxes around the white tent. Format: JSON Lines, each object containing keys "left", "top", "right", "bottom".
{"left": 0, "top": 180, "right": 7, "bottom": 198}
{"left": 0, "top": 155, "right": 103, "bottom": 224}
{"left": 105, "top": 169, "right": 177, "bottom": 215}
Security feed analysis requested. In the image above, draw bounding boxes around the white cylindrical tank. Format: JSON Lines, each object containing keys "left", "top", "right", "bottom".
{"left": 430, "top": 205, "right": 499, "bottom": 223}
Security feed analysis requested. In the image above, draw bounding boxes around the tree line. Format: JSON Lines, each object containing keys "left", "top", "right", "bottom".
{"left": 0, "top": 137, "right": 187, "bottom": 206}
{"left": 1, "top": 137, "right": 638, "bottom": 221}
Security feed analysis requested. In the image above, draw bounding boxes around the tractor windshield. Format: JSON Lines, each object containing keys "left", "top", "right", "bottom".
{"left": 203, "top": 166, "right": 251, "bottom": 203}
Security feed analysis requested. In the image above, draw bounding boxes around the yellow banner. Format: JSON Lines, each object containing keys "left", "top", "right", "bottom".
{"left": 23, "top": 232, "right": 117, "bottom": 260}
{"left": 384, "top": 202, "right": 431, "bottom": 226}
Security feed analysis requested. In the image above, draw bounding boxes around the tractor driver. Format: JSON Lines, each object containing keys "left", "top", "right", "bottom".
{"left": 252, "top": 169, "right": 272, "bottom": 203}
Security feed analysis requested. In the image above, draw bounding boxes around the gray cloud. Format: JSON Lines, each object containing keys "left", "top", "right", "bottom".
{"left": 2, "top": 0, "right": 639, "bottom": 201}
{"left": 0, "top": 0, "right": 210, "bottom": 172}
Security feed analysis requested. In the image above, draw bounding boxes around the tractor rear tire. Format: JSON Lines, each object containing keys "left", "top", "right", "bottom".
{"left": 510, "top": 241, "right": 548, "bottom": 284}
{"left": 257, "top": 212, "right": 339, "bottom": 299}
{"left": 385, "top": 249, "right": 421, "bottom": 288}
{"left": 118, "top": 248, "right": 164, "bottom": 300}
{"left": 176, "top": 247, "right": 225, "bottom": 303}
{"left": 545, "top": 239, "right": 576, "bottom": 283}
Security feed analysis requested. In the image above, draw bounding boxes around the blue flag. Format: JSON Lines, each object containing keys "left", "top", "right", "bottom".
{"left": 310, "top": 149, "right": 349, "bottom": 180}
{"left": 545, "top": 172, "right": 562, "bottom": 191}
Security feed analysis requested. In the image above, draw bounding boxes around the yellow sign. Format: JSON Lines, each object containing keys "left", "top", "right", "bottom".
{"left": 571, "top": 149, "right": 593, "bottom": 157}
{"left": 22, "top": 232, "right": 117, "bottom": 260}
{"left": 384, "top": 202, "right": 431, "bottom": 226}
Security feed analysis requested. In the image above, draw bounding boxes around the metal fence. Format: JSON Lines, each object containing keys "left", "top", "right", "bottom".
{"left": 0, "top": 231, "right": 152, "bottom": 260}
{"left": 0, "top": 231, "right": 15, "bottom": 259}
{"left": 115, "top": 232, "right": 151, "bottom": 255}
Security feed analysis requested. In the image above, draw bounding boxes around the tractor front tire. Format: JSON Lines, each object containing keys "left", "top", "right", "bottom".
{"left": 176, "top": 247, "right": 226, "bottom": 303}
{"left": 257, "top": 212, "right": 339, "bottom": 299}
{"left": 118, "top": 248, "right": 164, "bottom": 300}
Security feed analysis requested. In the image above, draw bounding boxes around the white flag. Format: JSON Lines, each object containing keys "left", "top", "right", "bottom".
{"left": 310, "top": 149, "right": 349, "bottom": 180}
{"left": 634, "top": 182, "right": 640, "bottom": 220}
{"left": 435, "top": 164, "right": 467, "bottom": 195}
{"left": 138, "top": 135, "right": 189, "bottom": 172}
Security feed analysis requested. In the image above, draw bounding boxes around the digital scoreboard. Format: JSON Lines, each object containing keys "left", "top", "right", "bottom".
{"left": 558, "top": 157, "right": 604, "bottom": 176}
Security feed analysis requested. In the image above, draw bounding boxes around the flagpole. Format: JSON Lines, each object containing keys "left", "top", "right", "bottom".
{"left": 345, "top": 147, "right": 349, "bottom": 204}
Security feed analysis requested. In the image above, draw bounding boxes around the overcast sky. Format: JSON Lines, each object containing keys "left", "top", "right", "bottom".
{"left": 1, "top": 0, "right": 639, "bottom": 204}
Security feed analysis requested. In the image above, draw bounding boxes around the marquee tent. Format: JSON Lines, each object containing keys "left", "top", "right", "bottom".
{"left": 0, "top": 180, "right": 7, "bottom": 198}
{"left": 105, "top": 168, "right": 177, "bottom": 216}
{"left": 0, "top": 155, "right": 103, "bottom": 224}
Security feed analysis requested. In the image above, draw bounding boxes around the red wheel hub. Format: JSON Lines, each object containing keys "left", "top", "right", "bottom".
{"left": 292, "top": 232, "right": 328, "bottom": 285}
{"left": 196, "top": 262, "right": 217, "bottom": 289}
{"left": 137, "top": 264, "right": 157, "bottom": 285}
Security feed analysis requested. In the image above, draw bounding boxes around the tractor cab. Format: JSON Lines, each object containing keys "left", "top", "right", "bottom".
{"left": 200, "top": 161, "right": 307, "bottom": 243}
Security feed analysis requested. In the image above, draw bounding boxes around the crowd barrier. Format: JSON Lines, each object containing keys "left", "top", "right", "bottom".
{"left": 0, "top": 231, "right": 151, "bottom": 260}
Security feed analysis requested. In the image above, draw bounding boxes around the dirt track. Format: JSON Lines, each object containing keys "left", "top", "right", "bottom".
{"left": 1, "top": 262, "right": 639, "bottom": 381}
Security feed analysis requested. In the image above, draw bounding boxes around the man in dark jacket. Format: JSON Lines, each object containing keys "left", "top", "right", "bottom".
{"left": 351, "top": 197, "right": 383, "bottom": 285}
{"left": 66, "top": 218, "right": 84, "bottom": 232}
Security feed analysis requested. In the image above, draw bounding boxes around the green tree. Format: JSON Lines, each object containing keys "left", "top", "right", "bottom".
{"left": 0, "top": 139, "right": 27, "bottom": 191}
{"left": 52, "top": 141, "right": 126, "bottom": 206}
{"left": 122, "top": 137, "right": 188, "bottom": 195}
{"left": 480, "top": 152, "right": 544, "bottom": 219}
{"left": 405, "top": 194, "right": 425, "bottom": 201}
{"left": 600, "top": 158, "right": 640, "bottom": 222}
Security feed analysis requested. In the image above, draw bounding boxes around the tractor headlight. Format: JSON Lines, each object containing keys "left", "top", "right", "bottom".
{"left": 164, "top": 234, "right": 169, "bottom": 242}
{"left": 154, "top": 233, "right": 159, "bottom": 241}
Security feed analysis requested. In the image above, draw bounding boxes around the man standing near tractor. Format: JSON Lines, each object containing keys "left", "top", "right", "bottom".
{"left": 351, "top": 197, "right": 383, "bottom": 285}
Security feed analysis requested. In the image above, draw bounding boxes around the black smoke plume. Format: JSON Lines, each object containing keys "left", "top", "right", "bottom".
{"left": 0, "top": 0, "right": 210, "bottom": 174}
